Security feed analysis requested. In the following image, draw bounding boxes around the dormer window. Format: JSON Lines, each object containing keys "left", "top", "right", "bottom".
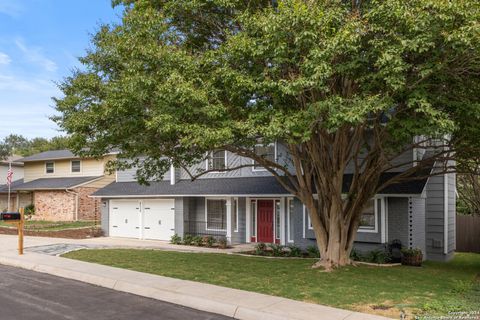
{"left": 207, "top": 150, "right": 227, "bottom": 171}
{"left": 45, "top": 161, "right": 55, "bottom": 174}
{"left": 252, "top": 143, "right": 276, "bottom": 171}
{"left": 71, "top": 160, "right": 81, "bottom": 173}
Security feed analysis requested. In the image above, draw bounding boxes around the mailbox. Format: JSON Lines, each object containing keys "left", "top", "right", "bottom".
{"left": 0, "top": 212, "right": 21, "bottom": 221}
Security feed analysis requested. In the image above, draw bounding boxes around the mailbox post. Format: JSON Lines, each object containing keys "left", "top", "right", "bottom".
{"left": 0, "top": 208, "right": 24, "bottom": 255}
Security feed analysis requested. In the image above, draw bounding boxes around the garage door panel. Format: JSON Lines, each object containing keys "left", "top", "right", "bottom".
{"left": 110, "top": 200, "right": 141, "bottom": 238}
{"left": 143, "top": 199, "right": 175, "bottom": 241}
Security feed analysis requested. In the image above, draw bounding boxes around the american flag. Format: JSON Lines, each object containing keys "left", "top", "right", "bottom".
{"left": 6, "top": 163, "right": 13, "bottom": 186}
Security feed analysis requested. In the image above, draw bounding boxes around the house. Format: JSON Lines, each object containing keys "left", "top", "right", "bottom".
{"left": 10, "top": 150, "right": 116, "bottom": 221}
{"left": 92, "top": 144, "right": 456, "bottom": 261}
{"left": 0, "top": 156, "right": 25, "bottom": 212}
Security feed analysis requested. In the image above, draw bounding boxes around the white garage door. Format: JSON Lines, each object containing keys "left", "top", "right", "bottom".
{"left": 143, "top": 199, "right": 175, "bottom": 240}
{"left": 110, "top": 200, "right": 141, "bottom": 238}
{"left": 109, "top": 199, "right": 175, "bottom": 240}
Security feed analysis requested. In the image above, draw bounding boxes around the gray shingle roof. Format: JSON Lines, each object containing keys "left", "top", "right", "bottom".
{"left": 0, "top": 179, "right": 24, "bottom": 193}
{"left": 92, "top": 174, "right": 428, "bottom": 198}
{"left": 12, "top": 176, "right": 102, "bottom": 191}
{"left": 19, "top": 150, "right": 78, "bottom": 162}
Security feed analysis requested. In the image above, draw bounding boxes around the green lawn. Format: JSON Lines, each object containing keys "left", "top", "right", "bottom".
{"left": 62, "top": 249, "right": 480, "bottom": 318}
{"left": 0, "top": 220, "right": 99, "bottom": 231}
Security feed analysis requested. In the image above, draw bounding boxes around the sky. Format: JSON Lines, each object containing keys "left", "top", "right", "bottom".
{"left": 0, "top": 0, "right": 122, "bottom": 140}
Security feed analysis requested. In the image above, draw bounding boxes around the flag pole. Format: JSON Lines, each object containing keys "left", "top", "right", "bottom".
{"left": 7, "top": 161, "right": 11, "bottom": 212}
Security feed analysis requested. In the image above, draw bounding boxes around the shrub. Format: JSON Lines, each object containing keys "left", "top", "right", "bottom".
{"left": 366, "top": 249, "right": 391, "bottom": 264}
{"left": 183, "top": 234, "right": 194, "bottom": 245}
{"left": 401, "top": 247, "right": 423, "bottom": 266}
{"left": 192, "top": 236, "right": 203, "bottom": 246}
{"left": 268, "top": 243, "right": 284, "bottom": 257}
{"left": 254, "top": 242, "right": 267, "bottom": 255}
{"left": 350, "top": 248, "right": 362, "bottom": 261}
{"left": 203, "top": 236, "right": 215, "bottom": 247}
{"left": 306, "top": 245, "right": 320, "bottom": 258}
{"left": 287, "top": 245, "right": 302, "bottom": 257}
{"left": 24, "top": 204, "right": 35, "bottom": 215}
{"left": 170, "top": 234, "right": 182, "bottom": 245}
{"left": 217, "top": 237, "right": 228, "bottom": 249}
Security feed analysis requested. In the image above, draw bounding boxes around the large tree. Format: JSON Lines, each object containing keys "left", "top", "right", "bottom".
{"left": 54, "top": 0, "right": 480, "bottom": 269}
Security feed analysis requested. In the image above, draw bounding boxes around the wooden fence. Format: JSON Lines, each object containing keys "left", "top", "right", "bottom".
{"left": 456, "top": 215, "right": 480, "bottom": 253}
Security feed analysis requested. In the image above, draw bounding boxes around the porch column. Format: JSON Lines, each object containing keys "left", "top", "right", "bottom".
{"left": 245, "top": 197, "right": 251, "bottom": 243}
{"left": 226, "top": 198, "right": 232, "bottom": 244}
{"left": 280, "top": 197, "right": 286, "bottom": 245}
{"left": 15, "top": 192, "right": 20, "bottom": 212}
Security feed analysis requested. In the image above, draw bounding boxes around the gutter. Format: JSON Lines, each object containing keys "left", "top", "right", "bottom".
{"left": 65, "top": 188, "right": 79, "bottom": 221}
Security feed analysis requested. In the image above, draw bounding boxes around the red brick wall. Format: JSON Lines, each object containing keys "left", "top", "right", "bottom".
{"left": 34, "top": 191, "right": 75, "bottom": 221}
{"left": 74, "top": 187, "right": 101, "bottom": 221}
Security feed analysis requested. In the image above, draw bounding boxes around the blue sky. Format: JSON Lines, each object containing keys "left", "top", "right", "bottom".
{"left": 0, "top": 0, "right": 122, "bottom": 139}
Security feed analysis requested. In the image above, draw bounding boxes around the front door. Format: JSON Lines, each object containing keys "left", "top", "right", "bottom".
{"left": 257, "top": 200, "right": 274, "bottom": 243}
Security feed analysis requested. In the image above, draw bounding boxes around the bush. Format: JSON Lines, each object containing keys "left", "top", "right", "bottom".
{"left": 193, "top": 236, "right": 203, "bottom": 246}
{"left": 306, "top": 245, "right": 320, "bottom": 258}
{"left": 268, "top": 243, "right": 284, "bottom": 257}
{"left": 183, "top": 234, "right": 194, "bottom": 245}
{"left": 217, "top": 237, "right": 228, "bottom": 249}
{"left": 203, "top": 236, "right": 215, "bottom": 247}
{"left": 350, "top": 248, "right": 362, "bottom": 261}
{"left": 254, "top": 242, "right": 267, "bottom": 255}
{"left": 287, "top": 245, "right": 302, "bottom": 257}
{"left": 366, "top": 249, "right": 391, "bottom": 264}
{"left": 401, "top": 247, "right": 423, "bottom": 266}
{"left": 24, "top": 204, "right": 35, "bottom": 216}
{"left": 170, "top": 234, "right": 182, "bottom": 245}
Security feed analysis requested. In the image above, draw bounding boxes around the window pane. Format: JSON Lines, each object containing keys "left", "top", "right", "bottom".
{"left": 288, "top": 199, "right": 294, "bottom": 241}
{"left": 207, "top": 199, "right": 226, "bottom": 230}
{"left": 71, "top": 161, "right": 81, "bottom": 173}
{"left": 359, "top": 199, "right": 376, "bottom": 229}
{"left": 251, "top": 201, "right": 256, "bottom": 237}
{"left": 46, "top": 162, "right": 54, "bottom": 174}
{"left": 253, "top": 144, "right": 275, "bottom": 169}
{"left": 233, "top": 199, "right": 238, "bottom": 232}
{"left": 208, "top": 150, "right": 226, "bottom": 170}
{"left": 275, "top": 200, "right": 281, "bottom": 240}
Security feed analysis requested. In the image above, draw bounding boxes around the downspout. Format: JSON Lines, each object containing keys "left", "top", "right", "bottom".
{"left": 66, "top": 188, "right": 79, "bottom": 221}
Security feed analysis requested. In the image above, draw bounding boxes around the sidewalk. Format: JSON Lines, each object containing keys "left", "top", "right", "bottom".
{"left": 0, "top": 235, "right": 392, "bottom": 320}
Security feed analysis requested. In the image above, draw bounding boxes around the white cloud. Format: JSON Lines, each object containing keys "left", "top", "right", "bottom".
{"left": 0, "top": 52, "right": 11, "bottom": 65}
{"left": 0, "top": 1, "right": 23, "bottom": 17}
{"left": 15, "top": 38, "right": 57, "bottom": 72}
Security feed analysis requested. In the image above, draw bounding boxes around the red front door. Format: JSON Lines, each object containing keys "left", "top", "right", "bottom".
{"left": 257, "top": 200, "right": 274, "bottom": 243}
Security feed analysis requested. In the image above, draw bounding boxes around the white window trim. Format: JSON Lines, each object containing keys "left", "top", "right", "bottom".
{"left": 233, "top": 197, "right": 239, "bottom": 232}
{"left": 274, "top": 199, "right": 281, "bottom": 241}
{"left": 252, "top": 142, "right": 277, "bottom": 172}
{"left": 358, "top": 198, "right": 382, "bottom": 233}
{"left": 205, "top": 197, "right": 228, "bottom": 232}
{"left": 45, "top": 161, "right": 55, "bottom": 174}
{"left": 206, "top": 150, "right": 228, "bottom": 172}
{"left": 287, "top": 198, "right": 294, "bottom": 243}
{"left": 71, "top": 160, "right": 82, "bottom": 173}
{"left": 303, "top": 205, "right": 314, "bottom": 230}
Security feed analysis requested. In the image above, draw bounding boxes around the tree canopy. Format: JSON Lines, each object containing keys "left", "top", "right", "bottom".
{"left": 54, "top": 0, "right": 480, "bottom": 268}
{"left": 0, "top": 134, "right": 71, "bottom": 159}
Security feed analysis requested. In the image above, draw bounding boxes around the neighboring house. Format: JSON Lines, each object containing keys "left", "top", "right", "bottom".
{"left": 10, "top": 150, "right": 116, "bottom": 221}
{"left": 92, "top": 144, "right": 456, "bottom": 262}
{"left": 0, "top": 156, "right": 25, "bottom": 212}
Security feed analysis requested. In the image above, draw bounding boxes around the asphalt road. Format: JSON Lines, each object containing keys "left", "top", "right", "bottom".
{"left": 0, "top": 265, "right": 230, "bottom": 320}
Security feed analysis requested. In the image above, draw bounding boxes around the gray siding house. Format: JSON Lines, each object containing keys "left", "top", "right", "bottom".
{"left": 92, "top": 145, "right": 456, "bottom": 262}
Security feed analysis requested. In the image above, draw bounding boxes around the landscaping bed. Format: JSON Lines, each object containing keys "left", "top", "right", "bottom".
{"left": 62, "top": 249, "right": 480, "bottom": 319}
{"left": 0, "top": 221, "right": 103, "bottom": 239}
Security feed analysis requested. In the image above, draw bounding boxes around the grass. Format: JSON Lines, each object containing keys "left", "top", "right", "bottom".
{"left": 62, "top": 249, "right": 480, "bottom": 318}
{"left": 0, "top": 220, "right": 99, "bottom": 231}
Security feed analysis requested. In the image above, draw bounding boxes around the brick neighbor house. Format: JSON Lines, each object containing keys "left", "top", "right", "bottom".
{"left": 10, "top": 150, "right": 116, "bottom": 221}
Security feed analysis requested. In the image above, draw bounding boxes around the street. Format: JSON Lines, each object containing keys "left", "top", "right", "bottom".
{"left": 0, "top": 265, "right": 230, "bottom": 320}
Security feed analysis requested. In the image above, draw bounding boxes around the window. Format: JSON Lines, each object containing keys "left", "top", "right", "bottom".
{"left": 359, "top": 199, "right": 378, "bottom": 232}
{"left": 287, "top": 198, "right": 294, "bottom": 243}
{"left": 252, "top": 143, "right": 276, "bottom": 170}
{"left": 45, "top": 161, "right": 54, "bottom": 174}
{"left": 275, "top": 200, "right": 281, "bottom": 240}
{"left": 233, "top": 198, "right": 238, "bottom": 232}
{"left": 206, "top": 199, "right": 227, "bottom": 231}
{"left": 207, "top": 150, "right": 227, "bottom": 171}
{"left": 71, "top": 160, "right": 81, "bottom": 173}
{"left": 251, "top": 200, "right": 257, "bottom": 237}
